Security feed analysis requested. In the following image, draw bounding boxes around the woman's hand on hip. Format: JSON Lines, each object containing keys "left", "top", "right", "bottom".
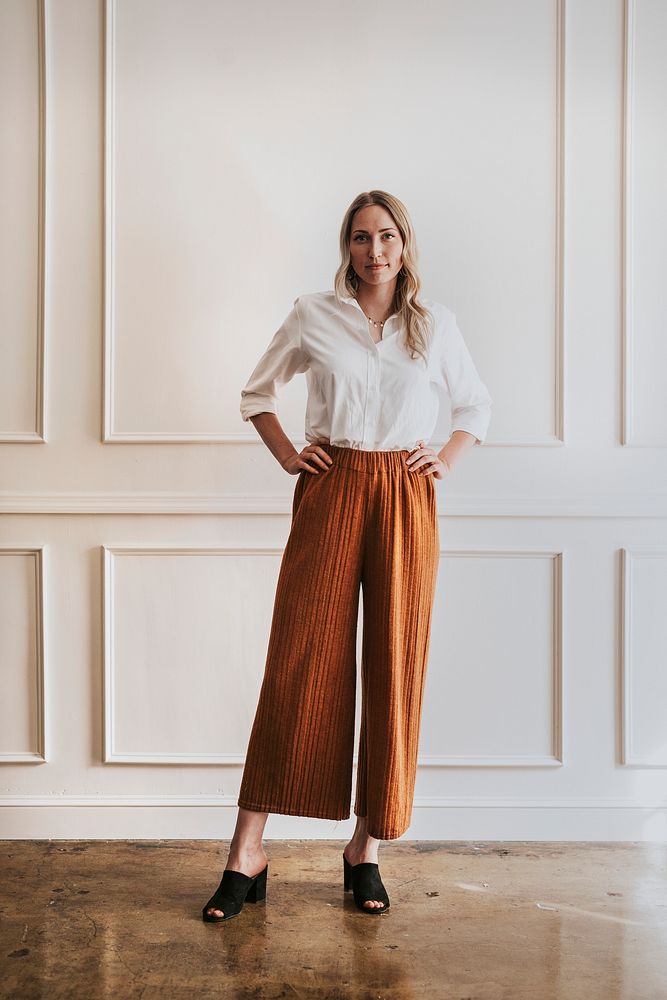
{"left": 405, "top": 441, "right": 450, "bottom": 480}
{"left": 282, "top": 438, "right": 333, "bottom": 475}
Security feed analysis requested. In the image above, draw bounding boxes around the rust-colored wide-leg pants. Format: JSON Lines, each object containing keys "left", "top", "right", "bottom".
{"left": 237, "top": 444, "right": 440, "bottom": 840}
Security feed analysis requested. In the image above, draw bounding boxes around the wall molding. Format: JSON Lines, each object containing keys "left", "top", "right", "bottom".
{"left": 432, "top": 549, "right": 563, "bottom": 767}
{"left": 2, "top": 491, "right": 666, "bottom": 516}
{"left": 102, "top": 0, "right": 565, "bottom": 446}
{"left": 554, "top": 0, "right": 565, "bottom": 443}
{"left": 621, "top": 547, "right": 667, "bottom": 767}
{"left": 0, "top": 0, "right": 47, "bottom": 443}
{"left": 103, "top": 545, "right": 563, "bottom": 766}
{"left": 0, "top": 547, "right": 47, "bottom": 762}
{"left": 622, "top": 0, "right": 635, "bottom": 446}
{"left": 0, "top": 794, "right": 664, "bottom": 809}
{"left": 103, "top": 545, "right": 289, "bottom": 765}
{"left": 622, "top": 0, "right": 666, "bottom": 447}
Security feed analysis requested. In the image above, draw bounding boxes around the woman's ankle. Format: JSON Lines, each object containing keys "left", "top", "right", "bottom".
{"left": 349, "top": 820, "right": 379, "bottom": 847}
{"left": 346, "top": 831, "right": 380, "bottom": 852}
{"left": 229, "top": 837, "right": 265, "bottom": 856}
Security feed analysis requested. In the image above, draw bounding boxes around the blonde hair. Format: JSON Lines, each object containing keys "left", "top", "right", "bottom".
{"left": 333, "top": 189, "right": 434, "bottom": 366}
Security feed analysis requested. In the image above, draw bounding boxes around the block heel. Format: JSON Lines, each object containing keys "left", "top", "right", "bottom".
{"left": 343, "top": 853, "right": 352, "bottom": 891}
{"left": 245, "top": 865, "right": 267, "bottom": 903}
{"left": 202, "top": 863, "right": 268, "bottom": 923}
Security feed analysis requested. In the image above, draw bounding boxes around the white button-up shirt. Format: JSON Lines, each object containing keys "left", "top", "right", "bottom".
{"left": 240, "top": 290, "right": 492, "bottom": 451}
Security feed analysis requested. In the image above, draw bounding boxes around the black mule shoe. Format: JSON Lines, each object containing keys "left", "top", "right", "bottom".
{"left": 343, "top": 853, "right": 390, "bottom": 915}
{"left": 202, "top": 864, "right": 268, "bottom": 922}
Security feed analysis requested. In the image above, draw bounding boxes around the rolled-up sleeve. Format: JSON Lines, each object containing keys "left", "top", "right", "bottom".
{"left": 240, "top": 297, "right": 310, "bottom": 422}
{"left": 441, "top": 313, "right": 492, "bottom": 445}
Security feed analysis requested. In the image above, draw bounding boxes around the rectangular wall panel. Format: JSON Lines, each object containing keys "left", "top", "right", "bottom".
{"left": 0, "top": 549, "right": 46, "bottom": 761}
{"left": 103, "top": 546, "right": 287, "bottom": 762}
{"left": 0, "top": 0, "right": 45, "bottom": 441}
{"left": 420, "top": 551, "right": 563, "bottom": 765}
{"left": 622, "top": 549, "right": 667, "bottom": 766}
{"left": 104, "top": 0, "right": 561, "bottom": 445}
{"left": 624, "top": 0, "right": 667, "bottom": 445}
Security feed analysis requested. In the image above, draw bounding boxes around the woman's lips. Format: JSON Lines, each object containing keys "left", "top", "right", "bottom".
{"left": 368, "top": 264, "right": 387, "bottom": 270}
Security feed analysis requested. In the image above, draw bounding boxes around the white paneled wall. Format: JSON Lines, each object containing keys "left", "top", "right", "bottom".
{"left": 0, "top": 0, "right": 665, "bottom": 840}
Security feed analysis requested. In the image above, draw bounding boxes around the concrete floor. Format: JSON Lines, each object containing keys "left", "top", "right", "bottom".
{"left": 1, "top": 840, "right": 665, "bottom": 1000}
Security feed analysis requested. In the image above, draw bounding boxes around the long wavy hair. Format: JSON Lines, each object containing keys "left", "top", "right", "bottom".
{"left": 333, "top": 190, "right": 434, "bottom": 366}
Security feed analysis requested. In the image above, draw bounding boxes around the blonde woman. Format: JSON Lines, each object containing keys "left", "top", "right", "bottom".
{"left": 203, "top": 190, "right": 492, "bottom": 921}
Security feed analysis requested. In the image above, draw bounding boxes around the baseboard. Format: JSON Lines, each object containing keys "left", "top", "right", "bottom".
{"left": 1, "top": 795, "right": 665, "bottom": 840}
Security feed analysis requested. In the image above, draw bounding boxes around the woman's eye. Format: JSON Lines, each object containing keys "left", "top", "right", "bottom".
{"left": 353, "top": 233, "right": 396, "bottom": 241}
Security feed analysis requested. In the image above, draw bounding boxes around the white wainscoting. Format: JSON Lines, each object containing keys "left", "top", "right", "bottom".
{"left": 0, "top": 0, "right": 666, "bottom": 840}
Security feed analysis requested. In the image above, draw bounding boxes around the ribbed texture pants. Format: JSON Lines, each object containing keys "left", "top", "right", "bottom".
{"left": 237, "top": 443, "right": 440, "bottom": 840}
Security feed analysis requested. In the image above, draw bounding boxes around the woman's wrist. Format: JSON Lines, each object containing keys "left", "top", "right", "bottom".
{"left": 248, "top": 413, "right": 298, "bottom": 469}
{"left": 438, "top": 430, "right": 478, "bottom": 471}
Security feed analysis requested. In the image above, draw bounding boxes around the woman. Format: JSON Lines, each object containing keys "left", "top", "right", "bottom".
{"left": 203, "top": 190, "right": 492, "bottom": 922}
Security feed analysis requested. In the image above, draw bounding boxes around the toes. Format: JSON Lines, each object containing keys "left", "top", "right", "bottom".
{"left": 208, "top": 908, "right": 224, "bottom": 917}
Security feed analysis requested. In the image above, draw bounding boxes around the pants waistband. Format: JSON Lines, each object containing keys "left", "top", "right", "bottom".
{"left": 324, "top": 444, "right": 418, "bottom": 474}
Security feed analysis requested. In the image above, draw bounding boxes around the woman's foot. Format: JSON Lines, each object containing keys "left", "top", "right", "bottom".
{"left": 204, "top": 807, "right": 270, "bottom": 920}
{"left": 205, "top": 844, "right": 269, "bottom": 919}
{"left": 343, "top": 820, "right": 386, "bottom": 910}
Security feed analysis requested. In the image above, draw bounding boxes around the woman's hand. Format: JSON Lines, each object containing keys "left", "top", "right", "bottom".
{"left": 282, "top": 438, "right": 333, "bottom": 475}
{"left": 405, "top": 440, "right": 450, "bottom": 480}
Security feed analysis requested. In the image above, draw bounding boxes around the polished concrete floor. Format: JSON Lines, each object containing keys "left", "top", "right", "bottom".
{"left": 1, "top": 840, "right": 666, "bottom": 999}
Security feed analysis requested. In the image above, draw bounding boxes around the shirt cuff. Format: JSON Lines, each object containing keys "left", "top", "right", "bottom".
{"left": 240, "top": 396, "right": 278, "bottom": 422}
{"left": 451, "top": 411, "right": 491, "bottom": 445}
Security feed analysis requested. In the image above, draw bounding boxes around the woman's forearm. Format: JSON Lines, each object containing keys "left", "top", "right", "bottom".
{"left": 438, "top": 430, "right": 477, "bottom": 470}
{"left": 248, "top": 412, "right": 299, "bottom": 469}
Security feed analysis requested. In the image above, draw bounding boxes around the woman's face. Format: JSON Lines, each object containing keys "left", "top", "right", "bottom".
{"left": 348, "top": 204, "right": 404, "bottom": 288}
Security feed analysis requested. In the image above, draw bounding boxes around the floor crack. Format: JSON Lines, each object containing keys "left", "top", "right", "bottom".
{"left": 113, "top": 947, "right": 138, "bottom": 980}
{"left": 81, "top": 909, "right": 98, "bottom": 942}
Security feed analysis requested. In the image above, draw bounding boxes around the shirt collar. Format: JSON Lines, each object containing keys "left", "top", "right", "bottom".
{"left": 341, "top": 294, "right": 399, "bottom": 325}
{"left": 340, "top": 294, "right": 363, "bottom": 313}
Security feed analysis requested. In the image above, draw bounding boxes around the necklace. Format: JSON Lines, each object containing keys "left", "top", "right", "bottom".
{"left": 355, "top": 293, "right": 394, "bottom": 329}
{"left": 361, "top": 306, "right": 393, "bottom": 329}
